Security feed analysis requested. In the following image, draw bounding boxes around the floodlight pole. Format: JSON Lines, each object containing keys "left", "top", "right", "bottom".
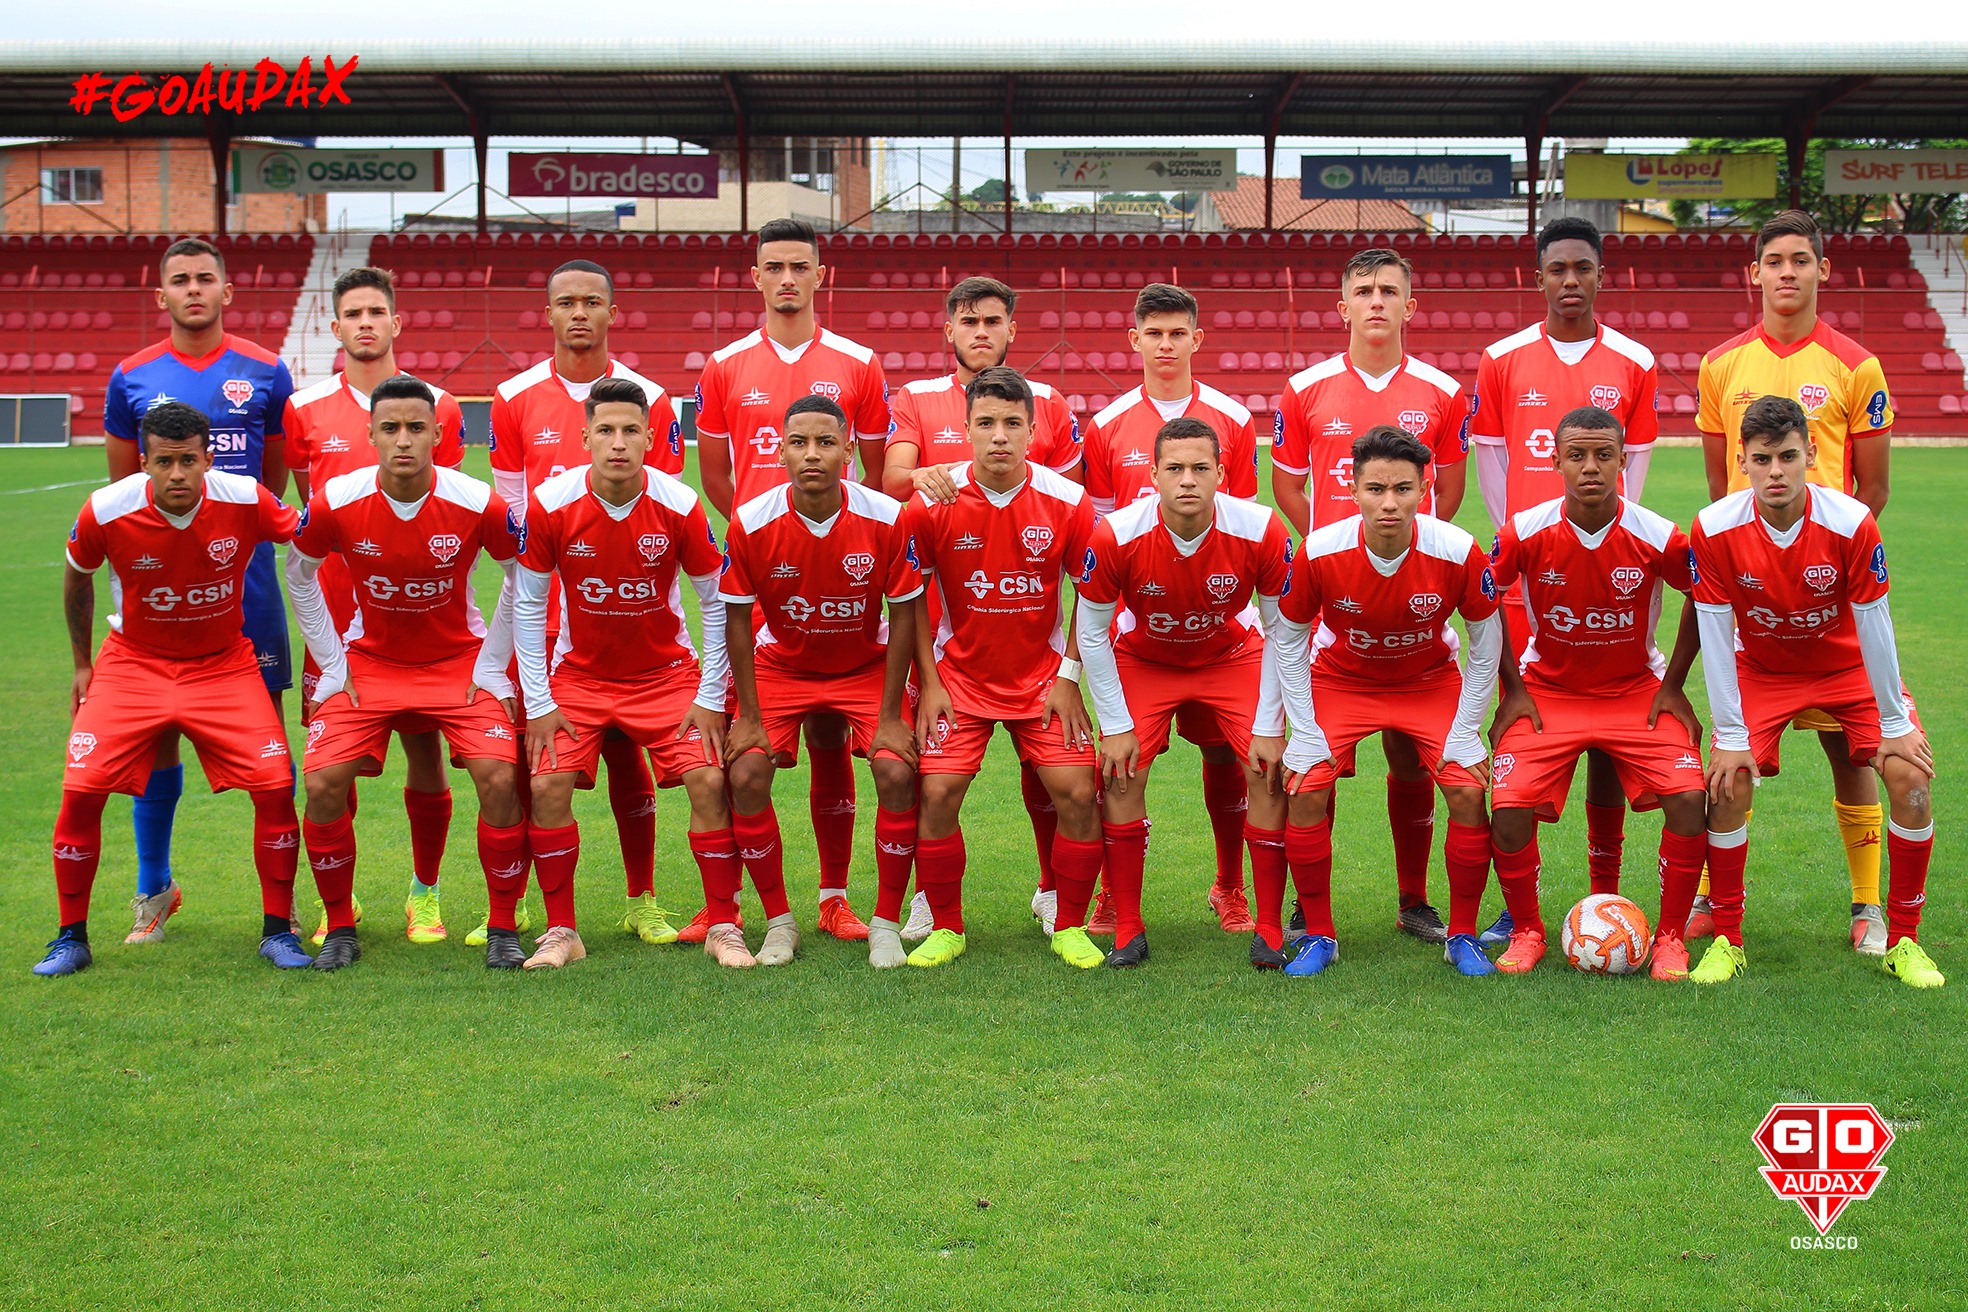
{"left": 207, "top": 123, "right": 230, "bottom": 234}
{"left": 1004, "top": 75, "right": 1015, "bottom": 237}
{"left": 724, "top": 75, "right": 750, "bottom": 234}
{"left": 1264, "top": 75, "right": 1304, "bottom": 234}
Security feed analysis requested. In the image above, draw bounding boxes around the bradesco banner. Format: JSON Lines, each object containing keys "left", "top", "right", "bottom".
{"left": 1300, "top": 155, "right": 1511, "bottom": 200}
{"left": 1823, "top": 150, "right": 1968, "bottom": 195}
{"left": 508, "top": 153, "right": 720, "bottom": 198}
{"left": 1565, "top": 153, "right": 1777, "bottom": 200}
{"left": 233, "top": 147, "right": 443, "bottom": 193}
{"left": 1025, "top": 148, "right": 1236, "bottom": 193}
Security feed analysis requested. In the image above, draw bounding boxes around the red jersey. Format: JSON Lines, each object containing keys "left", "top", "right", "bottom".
{"left": 1490, "top": 497, "right": 1692, "bottom": 696}
{"left": 719, "top": 482, "right": 924, "bottom": 675}
{"left": 1084, "top": 383, "right": 1258, "bottom": 514}
{"left": 294, "top": 467, "right": 519, "bottom": 667}
{"left": 520, "top": 467, "right": 723, "bottom": 683}
{"left": 1691, "top": 486, "right": 1888, "bottom": 678}
{"left": 491, "top": 358, "right": 683, "bottom": 496}
{"left": 901, "top": 464, "right": 1096, "bottom": 719}
{"left": 1274, "top": 354, "right": 1469, "bottom": 529}
{"left": 1076, "top": 494, "right": 1293, "bottom": 667}
{"left": 889, "top": 372, "right": 1081, "bottom": 475}
{"left": 283, "top": 372, "right": 465, "bottom": 485}
{"left": 1283, "top": 514, "right": 1500, "bottom": 687}
{"left": 67, "top": 471, "right": 298, "bottom": 660}
{"left": 695, "top": 328, "right": 891, "bottom": 508}
{"left": 1470, "top": 324, "right": 1659, "bottom": 513}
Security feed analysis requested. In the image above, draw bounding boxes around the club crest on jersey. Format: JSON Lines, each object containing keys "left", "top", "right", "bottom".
{"left": 842, "top": 551, "right": 875, "bottom": 583}
{"left": 1804, "top": 564, "right": 1838, "bottom": 594}
{"left": 1869, "top": 543, "right": 1888, "bottom": 583}
{"left": 637, "top": 533, "right": 670, "bottom": 565}
{"left": 1397, "top": 409, "right": 1429, "bottom": 436}
{"left": 1022, "top": 525, "right": 1054, "bottom": 558}
{"left": 809, "top": 381, "right": 842, "bottom": 401}
{"left": 221, "top": 378, "right": 255, "bottom": 407}
{"left": 67, "top": 731, "right": 97, "bottom": 765}
{"left": 1409, "top": 592, "right": 1444, "bottom": 619}
{"left": 205, "top": 535, "right": 239, "bottom": 567}
{"left": 1205, "top": 573, "right": 1240, "bottom": 602}
{"left": 1590, "top": 384, "right": 1623, "bottom": 409}
{"left": 428, "top": 533, "right": 464, "bottom": 565}
{"left": 1492, "top": 752, "right": 1515, "bottom": 784}
{"left": 1797, "top": 383, "right": 1831, "bottom": 412}
{"left": 1610, "top": 566, "right": 1647, "bottom": 597}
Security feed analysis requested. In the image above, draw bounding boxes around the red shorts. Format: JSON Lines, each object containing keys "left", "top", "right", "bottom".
{"left": 1492, "top": 683, "right": 1704, "bottom": 820}
{"left": 1117, "top": 646, "right": 1263, "bottom": 764}
{"left": 305, "top": 653, "right": 518, "bottom": 776}
{"left": 917, "top": 684, "right": 1096, "bottom": 778}
{"left": 541, "top": 667, "right": 719, "bottom": 788}
{"left": 1290, "top": 675, "right": 1483, "bottom": 792}
{"left": 66, "top": 633, "right": 293, "bottom": 796}
{"left": 733, "top": 657, "right": 908, "bottom": 766}
{"left": 1732, "top": 664, "right": 1920, "bottom": 778}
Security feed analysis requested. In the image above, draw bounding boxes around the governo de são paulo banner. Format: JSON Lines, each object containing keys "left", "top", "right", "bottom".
{"left": 1564, "top": 153, "right": 1778, "bottom": 200}
{"left": 1025, "top": 148, "right": 1236, "bottom": 193}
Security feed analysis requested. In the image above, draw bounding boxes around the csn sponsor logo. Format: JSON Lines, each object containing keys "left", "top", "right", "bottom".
{"left": 962, "top": 569, "right": 1045, "bottom": 601}
{"left": 69, "top": 56, "right": 359, "bottom": 122}
{"left": 1542, "top": 605, "right": 1635, "bottom": 636}
{"left": 1754, "top": 1103, "right": 1894, "bottom": 1241}
{"left": 1146, "top": 610, "right": 1228, "bottom": 636}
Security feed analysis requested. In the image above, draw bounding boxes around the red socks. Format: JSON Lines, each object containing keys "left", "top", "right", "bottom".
{"left": 1201, "top": 758, "right": 1248, "bottom": 891}
{"left": 1284, "top": 819, "right": 1335, "bottom": 939}
{"left": 1019, "top": 760, "right": 1060, "bottom": 892}
{"left": 1102, "top": 818, "right": 1150, "bottom": 943}
{"left": 873, "top": 805, "right": 918, "bottom": 923}
{"left": 1586, "top": 801, "right": 1626, "bottom": 894}
{"left": 1386, "top": 775, "right": 1435, "bottom": 910}
{"left": 1245, "top": 823, "right": 1288, "bottom": 950}
{"left": 478, "top": 817, "right": 530, "bottom": 931}
{"left": 250, "top": 790, "right": 300, "bottom": 921}
{"left": 600, "top": 732, "right": 657, "bottom": 897}
{"left": 691, "top": 827, "right": 742, "bottom": 924}
{"left": 1490, "top": 834, "right": 1544, "bottom": 938}
{"left": 530, "top": 821, "right": 581, "bottom": 929}
{"left": 1886, "top": 820, "right": 1934, "bottom": 945}
{"left": 809, "top": 739, "right": 857, "bottom": 889}
{"left": 404, "top": 787, "right": 452, "bottom": 886}
{"left": 1051, "top": 834, "right": 1103, "bottom": 931}
{"left": 1443, "top": 820, "right": 1493, "bottom": 938}
{"left": 731, "top": 806, "right": 791, "bottom": 919}
{"left": 915, "top": 830, "right": 967, "bottom": 934}
{"left": 52, "top": 790, "right": 108, "bottom": 926}
{"left": 304, "top": 810, "right": 359, "bottom": 930}
{"left": 1705, "top": 828, "right": 1748, "bottom": 945}
{"left": 1656, "top": 829, "right": 1706, "bottom": 943}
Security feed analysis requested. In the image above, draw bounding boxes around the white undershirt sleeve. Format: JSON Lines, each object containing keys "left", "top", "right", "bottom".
{"left": 1622, "top": 447, "right": 1653, "bottom": 503}
{"left": 1253, "top": 594, "right": 1285, "bottom": 737}
{"left": 1074, "top": 596, "right": 1129, "bottom": 733}
{"left": 1696, "top": 602, "right": 1748, "bottom": 752}
{"left": 492, "top": 469, "right": 527, "bottom": 516}
{"left": 513, "top": 565, "right": 556, "bottom": 714}
{"left": 689, "top": 570, "right": 729, "bottom": 711}
{"left": 1276, "top": 617, "right": 1330, "bottom": 773}
{"left": 1444, "top": 612, "right": 1502, "bottom": 766}
{"left": 284, "top": 546, "right": 346, "bottom": 703}
{"left": 1852, "top": 596, "right": 1915, "bottom": 739}
{"left": 470, "top": 559, "right": 517, "bottom": 702}
{"left": 1476, "top": 443, "right": 1508, "bottom": 530}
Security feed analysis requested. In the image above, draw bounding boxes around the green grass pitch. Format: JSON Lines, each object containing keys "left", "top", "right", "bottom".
{"left": 0, "top": 443, "right": 1960, "bottom": 1309}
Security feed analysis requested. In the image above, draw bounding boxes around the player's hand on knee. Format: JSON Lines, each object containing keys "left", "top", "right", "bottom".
{"left": 1248, "top": 734, "right": 1285, "bottom": 791}
{"left": 1706, "top": 749, "right": 1757, "bottom": 804}
{"left": 1489, "top": 685, "right": 1541, "bottom": 748}
{"left": 1648, "top": 682, "right": 1703, "bottom": 742}
{"left": 724, "top": 714, "right": 769, "bottom": 763}
{"left": 1873, "top": 730, "right": 1935, "bottom": 781}
{"left": 679, "top": 703, "right": 728, "bottom": 767}
{"left": 1042, "top": 679, "right": 1092, "bottom": 750}
{"left": 527, "top": 709, "right": 573, "bottom": 773}
{"left": 916, "top": 686, "right": 954, "bottom": 753}
{"left": 872, "top": 714, "right": 918, "bottom": 769}
{"left": 1099, "top": 731, "right": 1139, "bottom": 792}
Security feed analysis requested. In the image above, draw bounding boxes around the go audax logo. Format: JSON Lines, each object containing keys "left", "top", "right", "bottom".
{"left": 1755, "top": 1102, "right": 1895, "bottom": 1243}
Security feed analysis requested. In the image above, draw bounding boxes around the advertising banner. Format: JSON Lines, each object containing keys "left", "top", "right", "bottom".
{"left": 1300, "top": 155, "right": 1512, "bottom": 200}
{"left": 1025, "top": 148, "right": 1237, "bottom": 193}
{"left": 232, "top": 146, "right": 442, "bottom": 193}
{"left": 1823, "top": 150, "right": 1968, "bottom": 194}
{"left": 1564, "top": 153, "right": 1777, "bottom": 200}
{"left": 507, "top": 153, "right": 720, "bottom": 198}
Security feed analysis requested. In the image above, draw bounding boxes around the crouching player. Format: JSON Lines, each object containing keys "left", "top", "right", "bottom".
{"left": 1273, "top": 426, "right": 1505, "bottom": 976}
{"left": 901, "top": 367, "right": 1102, "bottom": 967}
{"left": 1071, "top": 417, "right": 1295, "bottom": 970}
{"left": 1690, "top": 395, "right": 1942, "bottom": 987}
{"left": 288, "top": 375, "right": 528, "bottom": 972}
{"left": 38, "top": 402, "right": 308, "bottom": 975}
{"left": 1486, "top": 406, "right": 1709, "bottom": 978}
{"left": 723, "top": 395, "right": 924, "bottom": 967}
{"left": 516, "top": 378, "right": 734, "bottom": 969}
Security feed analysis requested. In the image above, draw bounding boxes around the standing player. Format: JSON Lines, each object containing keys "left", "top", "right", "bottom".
{"left": 1071, "top": 417, "right": 1296, "bottom": 970}
{"left": 1469, "top": 217, "right": 1661, "bottom": 943}
{"left": 489, "top": 258, "right": 682, "bottom": 949}
{"left": 901, "top": 367, "right": 1102, "bottom": 967}
{"left": 285, "top": 266, "right": 467, "bottom": 945}
{"left": 694, "top": 218, "right": 892, "bottom": 941}
{"left": 103, "top": 237, "right": 294, "bottom": 944}
{"left": 1486, "top": 407, "right": 1708, "bottom": 979}
{"left": 37, "top": 402, "right": 308, "bottom": 975}
{"left": 1697, "top": 210, "right": 1896, "bottom": 953}
{"left": 1272, "top": 426, "right": 1504, "bottom": 977}
{"left": 516, "top": 379, "right": 736, "bottom": 969}
{"left": 287, "top": 376, "right": 528, "bottom": 972}
{"left": 1081, "top": 282, "right": 1261, "bottom": 935}
{"left": 1271, "top": 247, "right": 1471, "bottom": 944}
{"left": 885, "top": 275, "right": 1080, "bottom": 938}
{"left": 723, "top": 397, "right": 924, "bottom": 968}
{"left": 1690, "top": 395, "right": 1940, "bottom": 989}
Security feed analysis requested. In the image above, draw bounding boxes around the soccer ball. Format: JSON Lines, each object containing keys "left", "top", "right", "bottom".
{"left": 1561, "top": 894, "right": 1652, "bottom": 974}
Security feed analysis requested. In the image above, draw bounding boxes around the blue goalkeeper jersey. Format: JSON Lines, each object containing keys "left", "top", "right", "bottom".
{"left": 104, "top": 332, "right": 293, "bottom": 475}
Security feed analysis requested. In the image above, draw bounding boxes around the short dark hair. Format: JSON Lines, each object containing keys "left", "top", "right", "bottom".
{"left": 1352, "top": 424, "right": 1432, "bottom": 474}
{"left": 783, "top": 393, "right": 847, "bottom": 430}
{"left": 756, "top": 218, "right": 819, "bottom": 258}
{"left": 1756, "top": 209, "right": 1823, "bottom": 261}
{"left": 1343, "top": 247, "right": 1412, "bottom": 288}
{"left": 138, "top": 400, "right": 210, "bottom": 451}
{"left": 548, "top": 259, "right": 613, "bottom": 297}
{"left": 947, "top": 276, "right": 1016, "bottom": 318}
{"left": 1536, "top": 216, "right": 1603, "bottom": 262}
{"left": 1154, "top": 416, "right": 1220, "bottom": 462}
{"left": 1739, "top": 394, "right": 1810, "bottom": 447}
{"left": 1555, "top": 404, "right": 1623, "bottom": 445}
{"left": 586, "top": 376, "right": 649, "bottom": 420}
{"left": 332, "top": 266, "right": 396, "bottom": 312}
{"left": 1133, "top": 282, "right": 1198, "bottom": 325}
{"left": 159, "top": 237, "right": 224, "bottom": 279}
{"left": 370, "top": 373, "right": 436, "bottom": 412}
{"left": 966, "top": 365, "right": 1034, "bottom": 417}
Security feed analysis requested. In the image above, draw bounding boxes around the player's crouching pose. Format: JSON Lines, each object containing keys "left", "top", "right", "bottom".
{"left": 1273, "top": 427, "right": 1505, "bottom": 977}
{"left": 1072, "top": 416, "right": 1296, "bottom": 970}
{"left": 38, "top": 402, "right": 308, "bottom": 976}
{"left": 1691, "top": 395, "right": 1942, "bottom": 988}
{"left": 288, "top": 375, "right": 528, "bottom": 972}
{"left": 900, "top": 367, "right": 1102, "bottom": 968}
{"left": 516, "top": 378, "right": 734, "bottom": 969}
{"left": 723, "top": 396, "right": 923, "bottom": 968}
{"left": 1486, "top": 407, "right": 1709, "bottom": 979}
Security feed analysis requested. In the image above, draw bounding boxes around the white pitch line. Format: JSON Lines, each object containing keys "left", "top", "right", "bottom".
{"left": 0, "top": 479, "right": 102, "bottom": 496}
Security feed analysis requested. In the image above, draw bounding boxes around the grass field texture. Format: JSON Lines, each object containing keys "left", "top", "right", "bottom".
{"left": 0, "top": 444, "right": 1961, "bottom": 1310}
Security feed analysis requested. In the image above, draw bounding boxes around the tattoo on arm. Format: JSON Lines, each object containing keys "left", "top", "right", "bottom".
{"left": 63, "top": 569, "right": 94, "bottom": 664}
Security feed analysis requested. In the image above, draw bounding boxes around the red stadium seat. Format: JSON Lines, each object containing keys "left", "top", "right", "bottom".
{"left": 1218, "top": 352, "right": 1241, "bottom": 372}
{"left": 866, "top": 311, "right": 886, "bottom": 330}
{"left": 1941, "top": 395, "right": 1963, "bottom": 416}
{"left": 882, "top": 352, "right": 904, "bottom": 371}
{"left": 684, "top": 351, "right": 707, "bottom": 370}
{"left": 1211, "top": 311, "right": 1234, "bottom": 330}
{"left": 1673, "top": 394, "right": 1696, "bottom": 415}
{"left": 1922, "top": 352, "right": 1944, "bottom": 372}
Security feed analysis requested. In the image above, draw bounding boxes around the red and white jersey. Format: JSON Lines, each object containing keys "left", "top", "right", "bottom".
{"left": 491, "top": 357, "right": 683, "bottom": 496}
{"left": 889, "top": 372, "right": 1081, "bottom": 475}
{"left": 1077, "top": 495, "right": 1293, "bottom": 667}
{"left": 1471, "top": 324, "right": 1659, "bottom": 513}
{"left": 901, "top": 464, "right": 1097, "bottom": 719}
{"left": 1491, "top": 497, "right": 1692, "bottom": 695}
{"left": 695, "top": 328, "right": 890, "bottom": 507}
{"left": 283, "top": 372, "right": 465, "bottom": 485}
{"left": 1274, "top": 354, "right": 1470, "bottom": 529}
{"left": 719, "top": 482, "right": 924, "bottom": 675}
{"left": 67, "top": 471, "right": 298, "bottom": 660}
{"left": 1691, "top": 486, "right": 1888, "bottom": 678}
{"left": 294, "top": 467, "right": 519, "bottom": 667}
{"left": 1084, "top": 383, "right": 1258, "bottom": 514}
{"left": 1283, "top": 515, "right": 1500, "bottom": 687}
{"left": 520, "top": 467, "right": 723, "bottom": 683}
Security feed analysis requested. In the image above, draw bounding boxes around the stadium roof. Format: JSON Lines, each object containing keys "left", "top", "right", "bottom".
{"left": 4, "top": 39, "right": 1968, "bottom": 142}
